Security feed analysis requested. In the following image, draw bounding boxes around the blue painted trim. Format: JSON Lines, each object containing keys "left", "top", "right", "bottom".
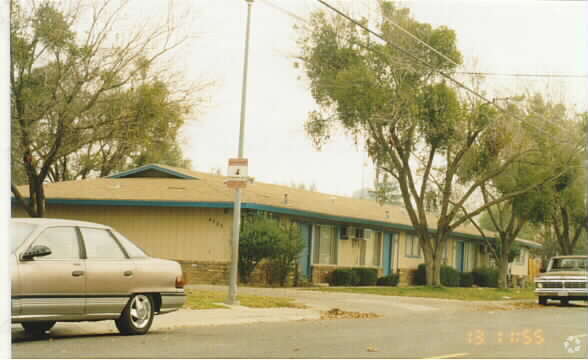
{"left": 108, "top": 164, "right": 198, "bottom": 180}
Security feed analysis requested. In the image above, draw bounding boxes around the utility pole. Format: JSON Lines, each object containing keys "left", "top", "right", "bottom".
{"left": 226, "top": 0, "right": 254, "bottom": 305}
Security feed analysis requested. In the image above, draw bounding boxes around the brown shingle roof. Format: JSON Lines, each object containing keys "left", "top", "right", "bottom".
{"left": 15, "top": 164, "right": 540, "bottom": 246}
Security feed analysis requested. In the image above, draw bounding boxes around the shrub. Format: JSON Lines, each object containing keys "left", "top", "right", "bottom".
{"left": 350, "top": 270, "right": 361, "bottom": 286}
{"left": 440, "top": 265, "right": 460, "bottom": 287}
{"left": 377, "top": 274, "right": 400, "bottom": 286}
{"left": 329, "top": 269, "right": 354, "bottom": 286}
{"left": 472, "top": 267, "right": 499, "bottom": 287}
{"left": 414, "top": 264, "right": 427, "bottom": 285}
{"left": 459, "top": 272, "right": 474, "bottom": 287}
{"left": 266, "top": 222, "right": 305, "bottom": 286}
{"left": 414, "top": 264, "right": 460, "bottom": 287}
{"left": 238, "top": 216, "right": 283, "bottom": 283}
{"left": 352, "top": 268, "right": 378, "bottom": 286}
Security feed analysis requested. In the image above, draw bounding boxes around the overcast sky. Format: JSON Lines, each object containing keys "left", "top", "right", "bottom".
{"left": 17, "top": 0, "right": 588, "bottom": 197}
{"left": 147, "top": 0, "right": 586, "bottom": 198}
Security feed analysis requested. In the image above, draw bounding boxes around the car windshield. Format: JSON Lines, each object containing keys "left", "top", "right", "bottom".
{"left": 11, "top": 222, "right": 38, "bottom": 253}
{"left": 549, "top": 258, "right": 588, "bottom": 272}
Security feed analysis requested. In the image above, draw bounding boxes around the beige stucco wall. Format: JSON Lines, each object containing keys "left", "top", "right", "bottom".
{"left": 13, "top": 204, "right": 232, "bottom": 262}
{"left": 510, "top": 247, "right": 528, "bottom": 276}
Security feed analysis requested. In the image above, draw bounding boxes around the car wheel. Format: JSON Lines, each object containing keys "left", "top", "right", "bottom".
{"left": 560, "top": 298, "right": 569, "bottom": 306}
{"left": 538, "top": 296, "right": 548, "bottom": 305}
{"left": 115, "top": 294, "right": 154, "bottom": 335}
{"left": 21, "top": 321, "right": 56, "bottom": 336}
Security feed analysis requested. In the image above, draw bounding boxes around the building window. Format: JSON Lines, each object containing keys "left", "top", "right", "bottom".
{"left": 515, "top": 248, "right": 525, "bottom": 265}
{"left": 340, "top": 226, "right": 349, "bottom": 240}
{"left": 313, "top": 225, "right": 337, "bottom": 265}
{"left": 355, "top": 228, "right": 365, "bottom": 239}
{"left": 405, "top": 234, "right": 421, "bottom": 258}
{"left": 372, "top": 232, "right": 383, "bottom": 266}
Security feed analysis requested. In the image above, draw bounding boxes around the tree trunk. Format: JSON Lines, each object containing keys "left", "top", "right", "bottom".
{"left": 496, "top": 257, "right": 509, "bottom": 289}
{"left": 424, "top": 247, "right": 442, "bottom": 286}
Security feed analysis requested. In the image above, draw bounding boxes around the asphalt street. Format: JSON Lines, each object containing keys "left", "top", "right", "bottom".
{"left": 11, "top": 288, "right": 588, "bottom": 359}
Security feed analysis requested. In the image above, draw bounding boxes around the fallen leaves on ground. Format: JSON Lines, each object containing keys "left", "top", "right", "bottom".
{"left": 320, "top": 308, "right": 381, "bottom": 320}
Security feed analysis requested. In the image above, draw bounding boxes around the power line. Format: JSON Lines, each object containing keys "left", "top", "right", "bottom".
{"left": 456, "top": 72, "right": 588, "bottom": 79}
{"left": 259, "top": 0, "right": 583, "bottom": 144}
{"left": 261, "top": 0, "right": 588, "bottom": 80}
{"left": 314, "top": 0, "right": 496, "bottom": 104}
{"left": 313, "top": 0, "right": 583, "bottom": 143}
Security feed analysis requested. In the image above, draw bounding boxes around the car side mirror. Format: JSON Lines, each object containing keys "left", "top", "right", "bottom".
{"left": 21, "top": 245, "right": 52, "bottom": 261}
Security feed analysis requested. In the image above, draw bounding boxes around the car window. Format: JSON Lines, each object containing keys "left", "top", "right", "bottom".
{"left": 11, "top": 222, "right": 38, "bottom": 254}
{"left": 81, "top": 228, "right": 127, "bottom": 259}
{"left": 550, "top": 258, "right": 587, "bottom": 271}
{"left": 31, "top": 227, "right": 80, "bottom": 260}
{"left": 112, "top": 230, "right": 149, "bottom": 258}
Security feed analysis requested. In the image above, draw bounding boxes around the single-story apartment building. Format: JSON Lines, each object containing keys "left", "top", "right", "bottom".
{"left": 12, "top": 164, "right": 541, "bottom": 285}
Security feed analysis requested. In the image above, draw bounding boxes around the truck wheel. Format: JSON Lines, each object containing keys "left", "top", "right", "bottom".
{"left": 538, "top": 296, "right": 548, "bottom": 305}
{"left": 22, "top": 321, "right": 56, "bottom": 336}
{"left": 115, "top": 294, "right": 154, "bottom": 335}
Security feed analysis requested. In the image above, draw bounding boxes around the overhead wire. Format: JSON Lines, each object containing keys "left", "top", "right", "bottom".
{"left": 312, "top": 0, "right": 583, "bottom": 145}
{"left": 258, "top": 0, "right": 584, "bottom": 146}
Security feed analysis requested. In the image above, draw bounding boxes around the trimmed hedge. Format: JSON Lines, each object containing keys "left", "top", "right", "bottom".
{"left": 472, "top": 267, "right": 498, "bottom": 287}
{"left": 459, "top": 272, "right": 474, "bottom": 287}
{"left": 376, "top": 274, "right": 400, "bottom": 286}
{"left": 328, "top": 268, "right": 362, "bottom": 286}
{"left": 352, "top": 267, "right": 378, "bottom": 286}
{"left": 329, "top": 269, "right": 353, "bottom": 286}
{"left": 440, "top": 265, "right": 460, "bottom": 287}
{"left": 415, "top": 264, "right": 427, "bottom": 285}
{"left": 414, "top": 263, "right": 460, "bottom": 287}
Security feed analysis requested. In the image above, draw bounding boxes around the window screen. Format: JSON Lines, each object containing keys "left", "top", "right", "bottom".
{"left": 405, "top": 234, "right": 421, "bottom": 257}
{"left": 313, "top": 225, "right": 337, "bottom": 265}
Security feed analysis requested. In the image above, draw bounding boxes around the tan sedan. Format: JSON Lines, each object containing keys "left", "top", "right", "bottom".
{"left": 10, "top": 218, "right": 186, "bottom": 336}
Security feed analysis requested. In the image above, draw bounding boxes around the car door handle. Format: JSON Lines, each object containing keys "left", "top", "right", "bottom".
{"left": 123, "top": 270, "right": 133, "bottom": 277}
{"left": 72, "top": 270, "right": 85, "bottom": 277}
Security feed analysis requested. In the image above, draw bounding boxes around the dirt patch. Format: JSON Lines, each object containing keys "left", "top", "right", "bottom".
{"left": 320, "top": 308, "right": 381, "bottom": 320}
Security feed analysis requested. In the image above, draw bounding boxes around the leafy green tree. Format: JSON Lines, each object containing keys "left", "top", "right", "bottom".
{"left": 267, "top": 222, "right": 305, "bottom": 286}
{"left": 238, "top": 215, "right": 285, "bottom": 284}
{"left": 10, "top": 0, "right": 204, "bottom": 216}
{"left": 548, "top": 158, "right": 586, "bottom": 255}
{"left": 470, "top": 95, "right": 584, "bottom": 287}
{"left": 296, "top": 3, "right": 550, "bottom": 285}
{"left": 46, "top": 79, "right": 194, "bottom": 181}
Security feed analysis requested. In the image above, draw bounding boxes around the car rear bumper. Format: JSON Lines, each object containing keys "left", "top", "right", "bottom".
{"left": 159, "top": 291, "right": 186, "bottom": 314}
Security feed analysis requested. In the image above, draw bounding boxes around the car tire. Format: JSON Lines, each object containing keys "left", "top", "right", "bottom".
{"left": 560, "top": 298, "right": 569, "bottom": 306}
{"left": 538, "top": 296, "right": 548, "bottom": 305}
{"left": 115, "top": 294, "right": 154, "bottom": 335}
{"left": 21, "top": 321, "right": 56, "bottom": 335}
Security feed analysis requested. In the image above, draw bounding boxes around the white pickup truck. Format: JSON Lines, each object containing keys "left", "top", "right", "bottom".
{"left": 534, "top": 255, "right": 588, "bottom": 305}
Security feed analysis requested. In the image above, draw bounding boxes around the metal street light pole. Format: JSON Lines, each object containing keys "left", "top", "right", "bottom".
{"left": 226, "top": 0, "right": 254, "bottom": 305}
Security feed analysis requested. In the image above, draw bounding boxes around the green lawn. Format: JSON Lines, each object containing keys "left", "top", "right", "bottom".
{"left": 309, "top": 286, "right": 536, "bottom": 301}
{"left": 184, "top": 289, "right": 304, "bottom": 310}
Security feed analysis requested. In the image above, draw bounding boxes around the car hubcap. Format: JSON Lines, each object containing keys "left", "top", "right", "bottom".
{"left": 130, "top": 295, "right": 151, "bottom": 329}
